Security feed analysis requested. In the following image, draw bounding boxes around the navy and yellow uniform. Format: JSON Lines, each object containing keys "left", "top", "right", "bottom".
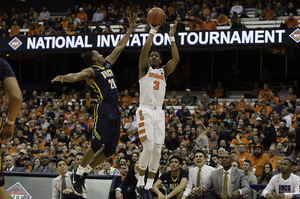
{"left": 0, "top": 58, "right": 16, "bottom": 187}
{"left": 159, "top": 168, "right": 188, "bottom": 199}
{"left": 89, "top": 61, "right": 120, "bottom": 157}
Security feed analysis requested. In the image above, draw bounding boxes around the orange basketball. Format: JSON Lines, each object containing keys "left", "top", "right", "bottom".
{"left": 147, "top": 7, "right": 166, "bottom": 26}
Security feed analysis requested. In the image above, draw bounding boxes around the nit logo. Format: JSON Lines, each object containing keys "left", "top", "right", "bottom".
{"left": 6, "top": 182, "right": 32, "bottom": 199}
{"left": 8, "top": 37, "right": 22, "bottom": 50}
{"left": 289, "top": 28, "right": 300, "bottom": 43}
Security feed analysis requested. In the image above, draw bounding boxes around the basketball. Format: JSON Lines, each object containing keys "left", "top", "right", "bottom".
{"left": 147, "top": 7, "right": 166, "bottom": 26}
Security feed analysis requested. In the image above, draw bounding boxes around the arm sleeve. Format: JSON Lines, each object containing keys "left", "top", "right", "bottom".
{"left": 262, "top": 176, "right": 276, "bottom": 197}
{"left": 52, "top": 180, "right": 60, "bottom": 199}
{"left": 183, "top": 174, "right": 193, "bottom": 196}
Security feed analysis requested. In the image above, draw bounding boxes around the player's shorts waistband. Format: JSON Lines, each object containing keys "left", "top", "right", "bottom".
{"left": 140, "top": 104, "right": 162, "bottom": 110}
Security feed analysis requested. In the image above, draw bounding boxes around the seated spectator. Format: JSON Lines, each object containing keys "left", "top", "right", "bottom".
{"left": 168, "top": 91, "right": 179, "bottom": 105}
{"left": 4, "top": 155, "right": 25, "bottom": 172}
{"left": 230, "top": 0, "right": 244, "bottom": 15}
{"left": 210, "top": 7, "right": 218, "bottom": 19}
{"left": 24, "top": 13, "right": 38, "bottom": 28}
{"left": 0, "top": 21, "right": 9, "bottom": 36}
{"left": 76, "top": 7, "right": 88, "bottom": 22}
{"left": 75, "top": 19, "right": 90, "bottom": 34}
{"left": 255, "top": 3, "right": 265, "bottom": 17}
{"left": 285, "top": 87, "right": 297, "bottom": 102}
{"left": 98, "top": 157, "right": 120, "bottom": 175}
{"left": 286, "top": 2, "right": 298, "bottom": 16}
{"left": 230, "top": 17, "right": 247, "bottom": 29}
{"left": 61, "top": 16, "right": 69, "bottom": 30}
{"left": 202, "top": 16, "right": 217, "bottom": 30}
{"left": 264, "top": 159, "right": 300, "bottom": 199}
{"left": 23, "top": 155, "right": 32, "bottom": 172}
{"left": 258, "top": 163, "right": 274, "bottom": 184}
{"left": 243, "top": 160, "right": 257, "bottom": 184}
{"left": 9, "top": 21, "right": 20, "bottom": 36}
{"left": 202, "top": 3, "right": 211, "bottom": 18}
{"left": 189, "top": 21, "right": 200, "bottom": 30}
{"left": 39, "top": 6, "right": 50, "bottom": 21}
{"left": 40, "top": 25, "right": 56, "bottom": 35}
{"left": 153, "top": 156, "right": 188, "bottom": 199}
{"left": 181, "top": 88, "right": 194, "bottom": 105}
{"left": 259, "top": 4, "right": 275, "bottom": 20}
{"left": 32, "top": 153, "right": 57, "bottom": 173}
{"left": 217, "top": 12, "right": 230, "bottom": 26}
{"left": 11, "top": 14, "right": 23, "bottom": 28}
{"left": 275, "top": 2, "right": 285, "bottom": 16}
{"left": 29, "top": 7, "right": 38, "bottom": 18}
{"left": 92, "top": 7, "right": 104, "bottom": 24}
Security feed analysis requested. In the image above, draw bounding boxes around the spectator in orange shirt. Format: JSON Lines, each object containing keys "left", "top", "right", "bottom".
{"left": 238, "top": 143, "right": 250, "bottom": 161}
{"left": 216, "top": 12, "right": 230, "bottom": 26}
{"left": 230, "top": 131, "right": 249, "bottom": 151}
{"left": 214, "top": 82, "right": 226, "bottom": 97}
{"left": 122, "top": 90, "right": 132, "bottom": 106}
{"left": 284, "top": 13, "right": 299, "bottom": 28}
{"left": 76, "top": 7, "right": 88, "bottom": 22}
{"left": 248, "top": 144, "right": 272, "bottom": 178}
{"left": 189, "top": 21, "right": 200, "bottom": 30}
{"left": 60, "top": 15, "right": 69, "bottom": 30}
{"left": 259, "top": 4, "right": 275, "bottom": 20}
{"left": 238, "top": 95, "right": 246, "bottom": 110}
{"left": 267, "top": 146, "right": 280, "bottom": 169}
{"left": 60, "top": 120, "right": 72, "bottom": 137}
{"left": 259, "top": 84, "right": 272, "bottom": 100}
{"left": 10, "top": 21, "right": 20, "bottom": 36}
{"left": 284, "top": 88, "right": 297, "bottom": 102}
{"left": 28, "top": 22, "right": 40, "bottom": 36}
{"left": 202, "top": 16, "right": 217, "bottom": 30}
{"left": 252, "top": 82, "right": 261, "bottom": 97}
{"left": 23, "top": 155, "right": 32, "bottom": 172}
{"left": 84, "top": 92, "right": 94, "bottom": 108}
{"left": 202, "top": 3, "right": 211, "bottom": 18}
{"left": 168, "top": 91, "right": 179, "bottom": 105}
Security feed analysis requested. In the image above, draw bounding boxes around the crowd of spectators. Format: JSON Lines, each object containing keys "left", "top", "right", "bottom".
{"left": 1, "top": 78, "right": 300, "bottom": 196}
{"left": 0, "top": 0, "right": 299, "bottom": 37}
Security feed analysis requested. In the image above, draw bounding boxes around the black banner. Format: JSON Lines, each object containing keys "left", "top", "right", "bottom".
{"left": 2, "top": 28, "right": 300, "bottom": 52}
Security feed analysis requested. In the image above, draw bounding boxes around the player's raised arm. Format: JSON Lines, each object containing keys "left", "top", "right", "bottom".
{"left": 138, "top": 23, "right": 162, "bottom": 77}
{"left": 51, "top": 68, "right": 94, "bottom": 84}
{"left": 164, "top": 22, "right": 179, "bottom": 77}
{"left": 105, "top": 14, "right": 141, "bottom": 65}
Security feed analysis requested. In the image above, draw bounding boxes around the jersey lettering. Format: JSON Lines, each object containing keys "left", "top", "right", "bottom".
{"left": 153, "top": 81, "right": 160, "bottom": 90}
{"left": 108, "top": 78, "right": 117, "bottom": 89}
{"left": 148, "top": 72, "right": 164, "bottom": 80}
{"left": 101, "top": 69, "right": 114, "bottom": 79}
{"left": 279, "top": 185, "right": 291, "bottom": 193}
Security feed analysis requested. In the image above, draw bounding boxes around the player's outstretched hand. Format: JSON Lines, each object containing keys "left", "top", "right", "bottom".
{"left": 129, "top": 13, "right": 142, "bottom": 30}
{"left": 2, "top": 123, "right": 14, "bottom": 144}
{"left": 149, "top": 23, "right": 162, "bottom": 31}
{"left": 169, "top": 22, "right": 178, "bottom": 37}
{"left": 51, "top": 75, "right": 64, "bottom": 83}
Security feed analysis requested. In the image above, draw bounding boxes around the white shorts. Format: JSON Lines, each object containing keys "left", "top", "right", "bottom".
{"left": 136, "top": 105, "right": 165, "bottom": 145}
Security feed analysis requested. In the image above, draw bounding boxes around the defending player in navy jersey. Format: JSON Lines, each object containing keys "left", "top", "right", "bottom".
{"left": 51, "top": 14, "right": 141, "bottom": 195}
{"left": 152, "top": 156, "right": 188, "bottom": 199}
{"left": 0, "top": 58, "right": 22, "bottom": 199}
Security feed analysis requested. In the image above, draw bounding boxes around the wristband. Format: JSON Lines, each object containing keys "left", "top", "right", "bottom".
{"left": 6, "top": 119, "right": 14, "bottom": 125}
{"left": 150, "top": 29, "right": 157, "bottom": 35}
{"left": 169, "top": 36, "right": 175, "bottom": 42}
{"left": 115, "top": 187, "right": 122, "bottom": 192}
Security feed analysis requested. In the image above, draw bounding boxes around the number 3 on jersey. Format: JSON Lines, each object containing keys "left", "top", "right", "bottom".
{"left": 153, "top": 81, "right": 160, "bottom": 90}
{"left": 108, "top": 78, "right": 117, "bottom": 89}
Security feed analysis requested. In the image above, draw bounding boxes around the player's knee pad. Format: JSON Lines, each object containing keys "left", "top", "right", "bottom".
{"left": 139, "top": 139, "right": 154, "bottom": 170}
{"left": 103, "top": 145, "right": 116, "bottom": 157}
{"left": 148, "top": 143, "right": 162, "bottom": 173}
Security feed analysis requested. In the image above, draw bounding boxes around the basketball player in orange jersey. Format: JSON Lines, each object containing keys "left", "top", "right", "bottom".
{"left": 135, "top": 22, "right": 179, "bottom": 199}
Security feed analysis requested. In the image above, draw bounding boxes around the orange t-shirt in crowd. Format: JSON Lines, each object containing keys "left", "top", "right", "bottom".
{"left": 76, "top": 12, "right": 88, "bottom": 21}
{"left": 248, "top": 154, "right": 272, "bottom": 177}
{"left": 230, "top": 138, "right": 249, "bottom": 151}
{"left": 202, "top": 8, "right": 211, "bottom": 17}
{"left": 202, "top": 21, "right": 217, "bottom": 30}
{"left": 284, "top": 18, "right": 299, "bottom": 28}
{"left": 84, "top": 98, "right": 94, "bottom": 108}
{"left": 84, "top": 118, "right": 93, "bottom": 130}
{"left": 60, "top": 127, "right": 72, "bottom": 137}
{"left": 262, "top": 10, "right": 274, "bottom": 19}
{"left": 25, "top": 166, "right": 32, "bottom": 172}
{"left": 217, "top": 15, "right": 229, "bottom": 25}
{"left": 10, "top": 25, "right": 20, "bottom": 36}
{"left": 266, "top": 154, "right": 280, "bottom": 169}
{"left": 256, "top": 106, "right": 273, "bottom": 116}
{"left": 28, "top": 28, "right": 40, "bottom": 36}
{"left": 168, "top": 97, "right": 179, "bottom": 105}
{"left": 269, "top": 96, "right": 279, "bottom": 106}
{"left": 189, "top": 23, "right": 200, "bottom": 30}
{"left": 238, "top": 101, "right": 246, "bottom": 110}
{"left": 238, "top": 152, "right": 250, "bottom": 162}
{"left": 259, "top": 89, "right": 272, "bottom": 100}
{"left": 132, "top": 97, "right": 139, "bottom": 103}
{"left": 71, "top": 138, "right": 82, "bottom": 146}
{"left": 284, "top": 94, "right": 297, "bottom": 102}
{"left": 122, "top": 96, "right": 132, "bottom": 106}
{"left": 61, "top": 20, "right": 69, "bottom": 29}
{"left": 40, "top": 142, "right": 45, "bottom": 150}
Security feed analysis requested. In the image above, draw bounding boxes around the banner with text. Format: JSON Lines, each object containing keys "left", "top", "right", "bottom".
{"left": 2, "top": 28, "right": 300, "bottom": 52}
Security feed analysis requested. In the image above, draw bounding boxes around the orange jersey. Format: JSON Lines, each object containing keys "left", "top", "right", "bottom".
{"left": 84, "top": 98, "right": 94, "bottom": 108}
{"left": 122, "top": 96, "right": 132, "bottom": 106}
{"left": 284, "top": 94, "right": 297, "bottom": 102}
{"left": 248, "top": 155, "right": 272, "bottom": 177}
{"left": 230, "top": 138, "right": 249, "bottom": 151}
{"left": 238, "top": 152, "right": 250, "bottom": 162}
{"left": 259, "top": 89, "right": 272, "bottom": 100}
